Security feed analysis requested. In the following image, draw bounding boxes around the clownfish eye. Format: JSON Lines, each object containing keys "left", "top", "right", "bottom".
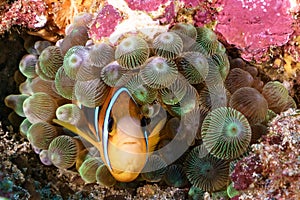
{"left": 141, "top": 116, "right": 151, "bottom": 127}
{"left": 108, "top": 116, "right": 114, "bottom": 133}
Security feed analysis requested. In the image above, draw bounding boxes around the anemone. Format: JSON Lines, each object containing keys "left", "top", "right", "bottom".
{"left": 176, "top": 51, "right": 209, "bottom": 84}
{"left": 158, "top": 74, "right": 188, "bottom": 105}
{"left": 27, "top": 122, "right": 59, "bottom": 150}
{"left": 19, "top": 54, "right": 38, "bottom": 78}
{"left": 201, "top": 107, "right": 251, "bottom": 160}
{"left": 39, "top": 150, "right": 52, "bottom": 166}
{"left": 54, "top": 67, "right": 76, "bottom": 100}
{"left": 140, "top": 56, "right": 178, "bottom": 89}
{"left": 225, "top": 68, "right": 254, "bottom": 94}
{"left": 23, "top": 92, "right": 58, "bottom": 123}
{"left": 170, "top": 23, "right": 197, "bottom": 51}
{"left": 74, "top": 56, "right": 102, "bottom": 81}
{"left": 264, "top": 109, "right": 277, "bottom": 124}
{"left": 30, "top": 77, "right": 62, "bottom": 99}
{"left": 38, "top": 46, "right": 64, "bottom": 79}
{"left": 163, "top": 117, "right": 181, "bottom": 139}
{"left": 14, "top": 70, "right": 26, "bottom": 86}
{"left": 152, "top": 32, "right": 183, "bottom": 59}
{"left": 252, "top": 77, "right": 264, "bottom": 92}
{"left": 34, "top": 40, "right": 52, "bottom": 55}
{"left": 163, "top": 164, "right": 188, "bottom": 187}
{"left": 96, "top": 164, "right": 117, "bottom": 187}
{"left": 243, "top": 65, "right": 258, "bottom": 77}
{"left": 141, "top": 154, "right": 167, "bottom": 182}
{"left": 205, "top": 53, "right": 230, "bottom": 86}
{"left": 262, "top": 81, "right": 289, "bottom": 113}
{"left": 227, "top": 182, "right": 240, "bottom": 198}
{"left": 198, "top": 84, "right": 230, "bottom": 112}
{"left": 194, "top": 27, "right": 219, "bottom": 56}
{"left": 188, "top": 186, "right": 205, "bottom": 200}
{"left": 125, "top": 74, "right": 157, "bottom": 105}
{"left": 4, "top": 94, "right": 29, "bottom": 117}
{"left": 156, "top": 138, "right": 179, "bottom": 164}
{"left": 8, "top": 112, "right": 23, "bottom": 128}
{"left": 115, "top": 35, "right": 150, "bottom": 69}
{"left": 184, "top": 145, "right": 230, "bottom": 192}
{"left": 73, "top": 12, "right": 93, "bottom": 27}
{"left": 230, "top": 57, "right": 246, "bottom": 69}
{"left": 114, "top": 70, "right": 137, "bottom": 88}
{"left": 19, "top": 78, "right": 32, "bottom": 95}
{"left": 88, "top": 43, "right": 115, "bottom": 67}
{"left": 164, "top": 83, "right": 199, "bottom": 117}
{"left": 62, "top": 45, "right": 90, "bottom": 80}
{"left": 216, "top": 41, "right": 226, "bottom": 54}
{"left": 79, "top": 157, "right": 103, "bottom": 183}
{"left": 101, "top": 61, "right": 129, "bottom": 87}
{"left": 281, "top": 95, "right": 297, "bottom": 111}
{"left": 35, "top": 61, "right": 53, "bottom": 81}
{"left": 178, "top": 107, "right": 206, "bottom": 144}
{"left": 212, "top": 190, "right": 229, "bottom": 199}
{"left": 74, "top": 78, "right": 109, "bottom": 108}
{"left": 60, "top": 25, "right": 89, "bottom": 55}
{"left": 170, "top": 23, "right": 197, "bottom": 40}
{"left": 56, "top": 104, "right": 85, "bottom": 125}
{"left": 19, "top": 118, "right": 32, "bottom": 138}
{"left": 229, "top": 87, "right": 268, "bottom": 124}
{"left": 48, "top": 135, "right": 82, "bottom": 169}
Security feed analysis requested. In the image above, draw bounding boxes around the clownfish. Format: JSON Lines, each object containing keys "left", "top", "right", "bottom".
{"left": 53, "top": 87, "right": 166, "bottom": 182}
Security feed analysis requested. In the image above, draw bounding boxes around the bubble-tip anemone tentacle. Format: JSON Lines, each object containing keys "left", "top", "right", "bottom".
{"left": 201, "top": 107, "right": 252, "bottom": 160}
{"left": 184, "top": 145, "right": 230, "bottom": 192}
{"left": 115, "top": 35, "right": 150, "bottom": 69}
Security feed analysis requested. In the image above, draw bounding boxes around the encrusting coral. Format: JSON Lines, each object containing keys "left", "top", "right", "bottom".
{"left": 230, "top": 109, "right": 300, "bottom": 199}
{"left": 3, "top": 10, "right": 299, "bottom": 198}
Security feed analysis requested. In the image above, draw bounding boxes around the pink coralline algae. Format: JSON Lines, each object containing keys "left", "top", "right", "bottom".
{"left": 231, "top": 109, "right": 300, "bottom": 199}
{"left": 156, "top": 1, "right": 176, "bottom": 25}
{"left": 193, "top": 1, "right": 221, "bottom": 27}
{"left": 124, "top": 0, "right": 169, "bottom": 12}
{"left": 185, "top": 0, "right": 223, "bottom": 27}
{"left": 88, "top": 5, "right": 122, "bottom": 41}
{"left": 0, "top": 0, "right": 47, "bottom": 35}
{"left": 231, "top": 154, "right": 263, "bottom": 191}
{"left": 216, "top": 0, "right": 296, "bottom": 62}
{"left": 180, "top": 0, "right": 201, "bottom": 7}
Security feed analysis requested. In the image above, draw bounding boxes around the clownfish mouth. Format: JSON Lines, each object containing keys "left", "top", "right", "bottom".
{"left": 116, "top": 138, "right": 144, "bottom": 153}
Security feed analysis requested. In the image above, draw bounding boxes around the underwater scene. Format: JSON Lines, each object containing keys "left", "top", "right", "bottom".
{"left": 0, "top": 0, "right": 299, "bottom": 199}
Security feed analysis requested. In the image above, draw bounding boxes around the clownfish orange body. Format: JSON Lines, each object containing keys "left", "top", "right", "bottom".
{"left": 54, "top": 87, "right": 166, "bottom": 182}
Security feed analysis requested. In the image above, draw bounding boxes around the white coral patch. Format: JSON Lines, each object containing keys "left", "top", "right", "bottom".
{"left": 107, "top": 0, "right": 168, "bottom": 44}
{"left": 34, "top": 15, "right": 47, "bottom": 28}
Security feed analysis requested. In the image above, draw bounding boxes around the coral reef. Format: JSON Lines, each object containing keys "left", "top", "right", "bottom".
{"left": 0, "top": 0, "right": 47, "bottom": 35}
{"left": 4, "top": 17, "right": 299, "bottom": 198}
{"left": 231, "top": 109, "right": 300, "bottom": 199}
{"left": 216, "top": 0, "right": 299, "bottom": 62}
{"left": 1, "top": 0, "right": 300, "bottom": 199}
{"left": 89, "top": 5, "right": 123, "bottom": 40}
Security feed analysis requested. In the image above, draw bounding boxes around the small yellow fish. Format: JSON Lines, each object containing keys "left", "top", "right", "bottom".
{"left": 54, "top": 87, "right": 166, "bottom": 182}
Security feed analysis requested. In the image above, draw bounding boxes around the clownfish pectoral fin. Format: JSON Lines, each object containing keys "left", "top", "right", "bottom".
{"left": 53, "top": 119, "right": 101, "bottom": 150}
{"left": 76, "top": 104, "right": 101, "bottom": 142}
